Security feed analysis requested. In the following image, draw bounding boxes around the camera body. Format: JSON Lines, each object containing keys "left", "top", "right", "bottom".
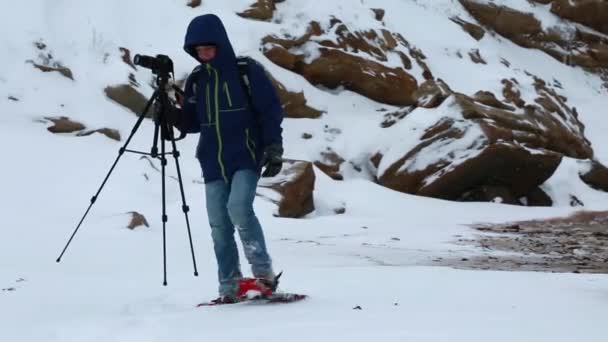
{"left": 134, "top": 54, "right": 174, "bottom": 76}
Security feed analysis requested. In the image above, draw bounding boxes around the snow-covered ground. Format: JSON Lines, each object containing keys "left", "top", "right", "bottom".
{"left": 1, "top": 1, "right": 607, "bottom": 341}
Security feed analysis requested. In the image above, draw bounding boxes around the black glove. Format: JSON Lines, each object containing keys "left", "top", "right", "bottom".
{"left": 261, "top": 144, "right": 283, "bottom": 178}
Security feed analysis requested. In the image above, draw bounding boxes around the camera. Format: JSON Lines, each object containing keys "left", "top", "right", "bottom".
{"left": 134, "top": 54, "right": 174, "bottom": 76}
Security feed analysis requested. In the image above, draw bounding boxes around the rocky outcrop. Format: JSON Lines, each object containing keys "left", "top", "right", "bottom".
{"left": 548, "top": 0, "right": 608, "bottom": 35}
{"left": 262, "top": 19, "right": 420, "bottom": 106}
{"left": 258, "top": 160, "right": 315, "bottom": 218}
{"left": 373, "top": 75, "right": 592, "bottom": 204}
{"left": 459, "top": 0, "right": 608, "bottom": 76}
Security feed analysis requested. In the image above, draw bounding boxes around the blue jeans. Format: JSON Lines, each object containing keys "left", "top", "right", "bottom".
{"left": 205, "top": 169, "right": 273, "bottom": 296}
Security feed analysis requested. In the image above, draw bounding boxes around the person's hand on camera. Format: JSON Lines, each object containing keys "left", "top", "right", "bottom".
{"left": 261, "top": 144, "right": 283, "bottom": 178}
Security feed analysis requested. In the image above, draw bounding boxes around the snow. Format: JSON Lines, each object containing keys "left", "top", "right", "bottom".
{"left": 1, "top": 0, "right": 607, "bottom": 341}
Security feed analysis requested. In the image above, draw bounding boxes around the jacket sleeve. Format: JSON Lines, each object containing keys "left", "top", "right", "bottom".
{"left": 176, "top": 72, "right": 201, "bottom": 134}
{"left": 247, "top": 60, "right": 283, "bottom": 148}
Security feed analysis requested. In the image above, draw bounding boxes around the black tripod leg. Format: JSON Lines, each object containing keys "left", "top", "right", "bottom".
{"left": 160, "top": 127, "right": 169, "bottom": 286}
{"left": 169, "top": 138, "right": 199, "bottom": 276}
{"left": 57, "top": 91, "right": 159, "bottom": 263}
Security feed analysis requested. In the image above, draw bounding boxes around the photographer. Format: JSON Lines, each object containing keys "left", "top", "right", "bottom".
{"left": 172, "top": 14, "right": 284, "bottom": 303}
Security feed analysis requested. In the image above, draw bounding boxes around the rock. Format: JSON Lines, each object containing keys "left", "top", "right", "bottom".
{"left": 371, "top": 8, "right": 385, "bottom": 21}
{"left": 550, "top": 0, "right": 608, "bottom": 35}
{"left": 237, "top": 0, "right": 281, "bottom": 21}
{"left": 381, "top": 107, "right": 415, "bottom": 128}
{"left": 30, "top": 62, "right": 74, "bottom": 80}
{"left": 302, "top": 133, "right": 313, "bottom": 139}
{"left": 468, "top": 49, "right": 486, "bottom": 64}
{"left": 104, "top": 84, "right": 151, "bottom": 117}
{"left": 460, "top": 185, "right": 521, "bottom": 205}
{"left": 459, "top": 0, "right": 608, "bottom": 75}
{"left": 119, "top": 47, "right": 136, "bottom": 70}
{"left": 580, "top": 159, "right": 608, "bottom": 192}
{"left": 269, "top": 75, "right": 323, "bottom": 118}
{"left": 259, "top": 160, "right": 315, "bottom": 218}
{"left": 525, "top": 187, "right": 553, "bottom": 207}
{"left": 77, "top": 128, "right": 121, "bottom": 142}
{"left": 413, "top": 79, "right": 451, "bottom": 108}
{"left": 187, "top": 0, "right": 201, "bottom": 8}
{"left": 44, "top": 116, "right": 85, "bottom": 133}
{"left": 41, "top": 116, "right": 121, "bottom": 141}
{"left": 450, "top": 16, "right": 486, "bottom": 41}
{"left": 314, "top": 149, "right": 345, "bottom": 181}
{"left": 262, "top": 20, "right": 420, "bottom": 106}
{"left": 127, "top": 211, "right": 149, "bottom": 229}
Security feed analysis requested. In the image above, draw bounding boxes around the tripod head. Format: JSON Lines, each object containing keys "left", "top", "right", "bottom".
{"left": 134, "top": 54, "right": 186, "bottom": 142}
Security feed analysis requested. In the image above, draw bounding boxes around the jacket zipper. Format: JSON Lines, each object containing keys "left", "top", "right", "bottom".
{"left": 208, "top": 64, "right": 228, "bottom": 183}
{"left": 223, "top": 82, "right": 233, "bottom": 107}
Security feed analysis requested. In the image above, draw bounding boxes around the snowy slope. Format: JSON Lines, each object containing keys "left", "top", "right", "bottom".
{"left": 1, "top": 1, "right": 607, "bottom": 341}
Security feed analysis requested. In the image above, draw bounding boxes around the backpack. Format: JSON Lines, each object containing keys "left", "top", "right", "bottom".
{"left": 189, "top": 56, "right": 253, "bottom": 106}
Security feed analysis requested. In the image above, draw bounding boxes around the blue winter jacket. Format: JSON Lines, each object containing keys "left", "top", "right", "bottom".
{"left": 181, "top": 14, "right": 283, "bottom": 183}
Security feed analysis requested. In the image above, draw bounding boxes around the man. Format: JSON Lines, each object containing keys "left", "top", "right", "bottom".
{"left": 173, "top": 14, "right": 284, "bottom": 303}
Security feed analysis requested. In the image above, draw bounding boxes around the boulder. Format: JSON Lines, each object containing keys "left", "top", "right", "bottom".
{"left": 580, "top": 159, "right": 608, "bottom": 192}
{"left": 258, "top": 160, "right": 315, "bottom": 218}
{"left": 374, "top": 73, "right": 591, "bottom": 203}
{"left": 104, "top": 84, "right": 151, "bottom": 117}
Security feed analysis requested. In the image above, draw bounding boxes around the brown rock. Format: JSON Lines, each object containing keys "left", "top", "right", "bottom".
{"left": 371, "top": 8, "right": 385, "bottom": 21}
{"left": 550, "top": 0, "right": 608, "bottom": 35}
{"left": 262, "top": 20, "right": 421, "bottom": 106}
{"left": 473, "top": 91, "right": 516, "bottom": 110}
{"left": 380, "top": 139, "right": 562, "bottom": 201}
{"left": 468, "top": 49, "right": 486, "bottom": 64}
{"left": 580, "top": 160, "right": 608, "bottom": 192}
{"left": 450, "top": 16, "right": 486, "bottom": 41}
{"left": 460, "top": 185, "right": 521, "bottom": 205}
{"left": 105, "top": 84, "right": 151, "bottom": 117}
{"left": 127, "top": 211, "right": 149, "bottom": 229}
{"left": 237, "top": 0, "right": 278, "bottom": 21}
{"left": 31, "top": 62, "right": 74, "bottom": 80}
{"left": 77, "top": 128, "right": 121, "bottom": 141}
{"left": 314, "top": 149, "right": 345, "bottom": 181}
{"left": 460, "top": 0, "right": 608, "bottom": 75}
{"left": 119, "top": 47, "right": 136, "bottom": 70}
{"left": 295, "top": 48, "right": 418, "bottom": 106}
{"left": 269, "top": 75, "right": 323, "bottom": 119}
{"left": 262, "top": 160, "right": 315, "bottom": 218}
{"left": 187, "top": 0, "right": 201, "bottom": 7}
{"left": 525, "top": 187, "right": 553, "bottom": 206}
{"left": 413, "top": 79, "right": 451, "bottom": 108}
{"left": 44, "top": 116, "right": 85, "bottom": 133}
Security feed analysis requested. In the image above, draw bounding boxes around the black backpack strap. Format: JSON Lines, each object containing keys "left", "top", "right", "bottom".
{"left": 189, "top": 65, "right": 203, "bottom": 96}
{"left": 236, "top": 56, "right": 253, "bottom": 105}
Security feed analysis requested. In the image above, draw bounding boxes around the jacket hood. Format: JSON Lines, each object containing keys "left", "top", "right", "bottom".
{"left": 184, "top": 14, "right": 236, "bottom": 68}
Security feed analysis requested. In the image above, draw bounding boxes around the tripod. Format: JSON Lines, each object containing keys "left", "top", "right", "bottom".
{"left": 56, "top": 72, "right": 198, "bottom": 286}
